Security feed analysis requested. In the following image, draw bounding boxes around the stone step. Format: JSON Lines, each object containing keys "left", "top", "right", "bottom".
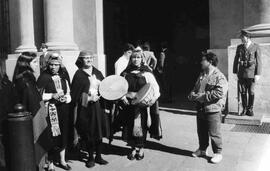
{"left": 224, "top": 112, "right": 264, "bottom": 126}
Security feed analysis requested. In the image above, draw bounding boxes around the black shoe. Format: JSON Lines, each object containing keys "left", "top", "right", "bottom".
{"left": 246, "top": 109, "right": 254, "bottom": 116}
{"left": 86, "top": 159, "right": 95, "bottom": 168}
{"left": 95, "top": 157, "right": 109, "bottom": 165}
{"left": 127, "top": 153, "right": 136, "bottom": 160}
{"left": 58, "top": 163, "right": 71, "bottom": 170}
{"left": 241, "top": 108, "right": 247, "bottom": 116}
{"left": 48, "top": 169, "right": 55, "bottom": 171}
{"left": 136, "top": 153, "right": 144, "bottom": 160}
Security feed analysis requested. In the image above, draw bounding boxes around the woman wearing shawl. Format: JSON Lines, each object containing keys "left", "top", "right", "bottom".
{"left": 12, "top": 52, "right": 50, "bottom": 170}
{"left": 71, "top": 51, "right": 109, "bottom": 168}
{"left": 37, "top": 52, "right": 71, "bottom": 171}
{"left": 119, "top": 51, "right": 160, "bottom": 161}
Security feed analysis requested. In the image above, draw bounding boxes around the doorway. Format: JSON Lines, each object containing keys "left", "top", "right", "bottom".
{"left": 103, "top": 0, "right": 209, "bottom": 108}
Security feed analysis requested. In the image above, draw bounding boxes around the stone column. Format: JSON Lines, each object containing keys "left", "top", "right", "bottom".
{"left": 9, "top": 0, "right": 37, "bottom": 52}
{"left": 94, "top": 0, "right": 106, "bottom": 75}
{"left": 44, "top": 0, "right": 78, "bottom": 51}
{"left": 244, "top": 0, "right": 270, "bottom": 27}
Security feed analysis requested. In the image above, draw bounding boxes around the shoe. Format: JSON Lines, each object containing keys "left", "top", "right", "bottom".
{"left": 48, "top": 169, "right": 55, "bottom": 171}
{"left": 246, "top": 109, "right": 254, "bottom": 116}
{"left": 136, "top": 153, "right": 144, "bottom": 160}
{"left": 86, "top": 160, "right": 95, "bottom": 168}
{"left": 192, "top": 149, "right": 208, "bottom": 157}
{"left": 58, "top": 163, "right": 71, "bottom": 170}
{"left": 95, "top": 157, "right": 109, "bottom": 165}
{"left": 127, "top": 153, "right": 136, "bottom": 160}
{"left": 240, "top": 108, "right": 247, "bottom": 116}
{"left": 210, "top": 153, "right": 223, "bottom": 164}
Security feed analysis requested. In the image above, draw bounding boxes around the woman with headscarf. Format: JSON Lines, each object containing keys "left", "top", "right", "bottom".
{"left": 119, "top": 51, "right": 160, "bottom": 161}
{"left": 71, "top": 51, "right": 109, "bottom": 168}
{"left": 37, "top": 52, "right": 71, "bottom": 171}
{"left": 12, "top": 51, "right": 49, "bottom": 170}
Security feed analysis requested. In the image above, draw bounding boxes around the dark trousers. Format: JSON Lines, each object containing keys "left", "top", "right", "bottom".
{"left": 196, "top": 112, "right": 222, "bottom": 154}
{"left": 239, "top": 78, "right": 255, "bottom": 109}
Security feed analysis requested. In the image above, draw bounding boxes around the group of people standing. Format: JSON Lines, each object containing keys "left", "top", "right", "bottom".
{"left": 0, "top": 28, "right": 262, "bottom": 170}
{"left": 0, "top": 41, "right": 162, "bottom": 171}
{"left": 0, "top": 50, "right": 111, "bottom": 171}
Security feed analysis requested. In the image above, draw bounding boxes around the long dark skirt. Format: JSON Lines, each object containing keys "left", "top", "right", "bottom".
{"left": 47, "top": 103, "right": 70, "bottom": 151}
{"left": 120, "top": 105, "right": 148, "bottom": 148}
{"left": 76, "top": 101, "right": 110, "bottom": 142}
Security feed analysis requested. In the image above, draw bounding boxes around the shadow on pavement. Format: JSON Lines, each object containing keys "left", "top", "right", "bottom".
{"left": 102, "top": 142, "right": 130, "bottom": 156}
{"left": 145, "top": 140, "right": 193, "bottom": 157}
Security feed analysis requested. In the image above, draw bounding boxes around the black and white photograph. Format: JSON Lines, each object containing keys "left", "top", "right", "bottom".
{"left": 0, "top": 0, "right": 270, "bottom": 170}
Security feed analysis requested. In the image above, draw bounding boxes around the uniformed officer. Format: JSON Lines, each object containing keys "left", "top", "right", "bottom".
{"left": 233, "top": 30, "right": 262, "bottom": 116}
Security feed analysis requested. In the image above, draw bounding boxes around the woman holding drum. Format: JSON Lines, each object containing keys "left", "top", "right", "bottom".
{"left": 119, "top": 51, "right": 160, "bottom": 160}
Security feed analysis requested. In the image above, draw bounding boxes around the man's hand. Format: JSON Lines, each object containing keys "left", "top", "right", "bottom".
{"left": 188, "top": 92, "right": 198, "bottom": 101}
{"left": 195, "top": 93, "right": 205, "bottom": 103}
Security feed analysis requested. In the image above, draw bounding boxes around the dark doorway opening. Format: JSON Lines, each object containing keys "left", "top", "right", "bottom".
{"left": 104, "top": 0, "right": 209, "bottom": 108}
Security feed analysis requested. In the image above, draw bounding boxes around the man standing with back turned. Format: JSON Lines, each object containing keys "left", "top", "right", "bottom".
{"left": 233, "top": 30, "right": 262, "bottom": 116}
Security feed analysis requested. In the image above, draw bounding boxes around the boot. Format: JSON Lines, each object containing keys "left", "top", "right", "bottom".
{"left": 240, "top": 94, "right": 248, "bottom": 116}
{"left": 246, "top": 95, "right": 254, "bottom": 116}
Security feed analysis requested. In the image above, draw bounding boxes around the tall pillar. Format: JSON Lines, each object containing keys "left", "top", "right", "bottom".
{"left": 9, "top": 0, "right": 37, "bottom": 52}
{"left": 94, "top": 0, "right": 106, "bottom": 75}
{"left": 44, "top": 0, "right": 78, "bottom": 51}
{"left": 73, "top": 0, "right": 106, "bottom": 75}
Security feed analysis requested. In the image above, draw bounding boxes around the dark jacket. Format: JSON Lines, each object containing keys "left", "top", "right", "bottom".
{"left": 233, "top": 43, "right": 262, "bottom": 78}
{"left": 71, "top": 67, "right": 110, "bottom": 140}
{"left": 190, "top": 67, "right": 228, "bottom": 113}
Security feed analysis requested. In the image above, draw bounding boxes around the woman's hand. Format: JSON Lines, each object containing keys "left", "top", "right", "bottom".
{"left": 126, "top": 92, "right": 137, "bottom": 99}
{"left": 59, "top": 96, "right": 67, "bottom": 103}
{"left": 52, "top": 93, "right": 61, "bottom": 100}
{"left": 121, "top": 96, "right": 130, "bottom": 105}
{"left": 88, "top": 94, "right": 100, "bottom": 102}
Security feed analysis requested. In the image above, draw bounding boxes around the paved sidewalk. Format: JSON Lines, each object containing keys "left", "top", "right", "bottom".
{"left": 55, "top": 110, "right": 270, "bottom": 171}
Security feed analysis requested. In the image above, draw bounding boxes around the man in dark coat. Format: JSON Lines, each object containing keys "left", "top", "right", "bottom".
{"left": 233, "top": 30, "right": 262, "bottom": 116}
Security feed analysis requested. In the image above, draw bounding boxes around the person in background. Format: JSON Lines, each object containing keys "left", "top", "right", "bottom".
{"left": 188, "top": 52, "right": 228, "bottom": 164}
{"left": 115, "top": 43, "right": 135, "bottom": 75}
{"left": 40, "top": 43, "right": 50, "bottom": 73}
{"left": 233, "top": 29, "right": 262, "bottom": 116}
{"left": 37, "top": 52, "right": 71, "bottom": 171}
{"left": 157, "top": 41, "right": 173, "bottom": 103}
{"left": 142, "top": 41, "right": 157, "bottom": 71}
{"left": 71, "top": 51, "right": 109, "bottom": 168}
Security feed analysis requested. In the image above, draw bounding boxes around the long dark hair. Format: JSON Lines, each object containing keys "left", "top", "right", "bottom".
{"left": 12, "top": 52, "right": 37, "bottom": 83}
